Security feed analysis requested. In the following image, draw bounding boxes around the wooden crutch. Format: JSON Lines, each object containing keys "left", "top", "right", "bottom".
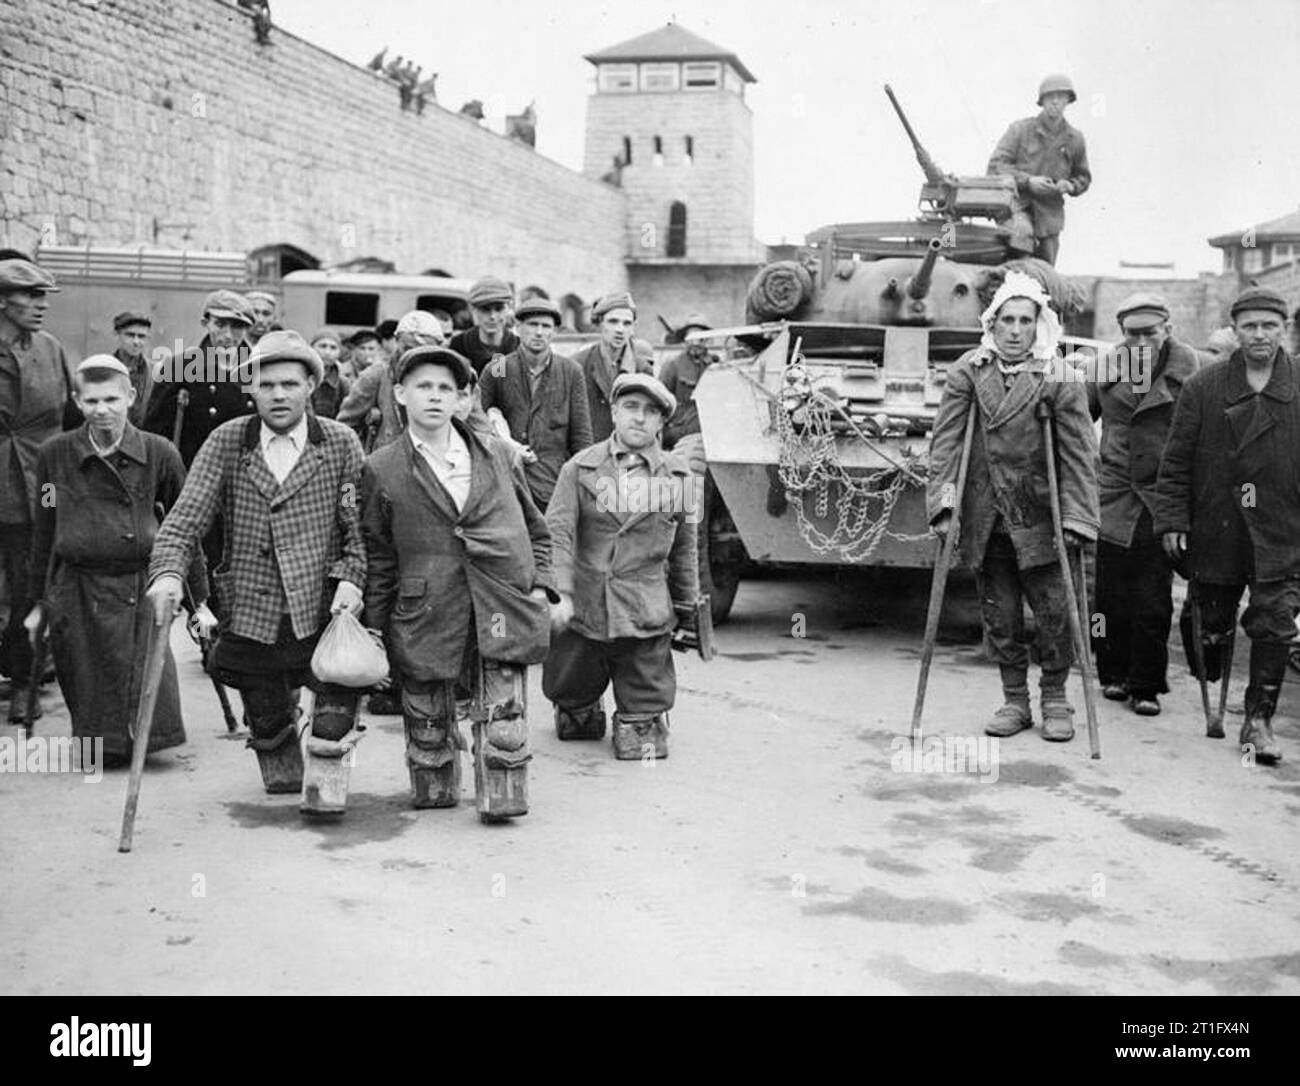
{"left": 911, "top": 404, "right": 977, "bottom": 742}
{"left": 118, "top": 596, "right": 177, "bottom": 853}
{"left": 1036, "top": 399, "right": 1101, "bottom": 759}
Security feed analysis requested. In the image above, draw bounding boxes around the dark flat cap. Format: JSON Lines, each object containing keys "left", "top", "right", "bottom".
{"left": 375, "top": 319, "right": 399, "bottom": 339}
{"left": 394, "top": 345, "right": 473, "bottom": 388}
{"left": 112, "top": 310, "right": 152, "bottom": 331}
{"left": 515, "top": 297, "right": 562, "bottom": 324}
{"left": 467, "top": 276, "right": 513, "bottom": 308}
{"left": 202, "top": 289, "right": 254, "bottom": 325}
{"left": 1230, "top": 286, "right": 1289, "bottom": 320}
{"left": 1115, "top": 292, "right": 1169, "bottom": 328}
{"left": 611, "top": 372, "right": 675, "bottom": 416}
{"left": 592, "top": 291, "right": 636, "bottom": 320}
{"left": 248, "top": 329, "right": 324, "bottom": 382}
{"left": 0, "top": 259, "right": 59, "bottom": 293}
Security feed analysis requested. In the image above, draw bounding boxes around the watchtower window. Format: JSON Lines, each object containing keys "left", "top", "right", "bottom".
{"left": 640, "top": 63, "right": 680, "bottom": 92}
{"left": 683, "top": 62, "right": 721, "bottom": 89}
{"left": 653, "top": 135, "right": 664, "bottom": 167}
{"left": 667, "top": 202, "right": 687, "bottom": 258}
{"left": 683, "top": 135, "right": 694, "bottom": 165}
{"left": 598, "top": 64, "right": 637, "bottom": 92}
{"left": 622, "top": 136, "right": 632, "bottom": 166}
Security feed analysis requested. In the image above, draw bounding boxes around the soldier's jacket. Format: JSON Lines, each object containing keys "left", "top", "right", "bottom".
{"left": 546, "top": 438, "right": 699, "bottom": 641}
{"left": 988, "top": 114, "right": 1091, "bottom": 239}
{"left": 927, "top": 347, "right": 1099, "bottom": 570}
{"left": 0, "top": 328, "right": 76, "bottom": 523}
{"left": 142, "top": 336, "right": 255, "bottom": 467}
{"left": 149, "top": 413, "right": 366, "bottom": 644}
{"left": 1154, "top": 348, "right": 1300, "bottom": 584}
{"left": 361, "top": 420, "right": 554, "bottom": 682}
{"left": 571, "top": 340, "right": 654, "bottom": 444}
{"left": 1087, "top": 337, "right": 1199, "bottom": 547}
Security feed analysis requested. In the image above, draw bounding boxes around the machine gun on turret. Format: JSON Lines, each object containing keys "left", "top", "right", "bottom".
{"left": 884, "top": 84, "right": 1017, "bottom": 223}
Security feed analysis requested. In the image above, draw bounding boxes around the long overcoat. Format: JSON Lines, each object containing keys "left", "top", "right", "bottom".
{"left": 546, "top": 438, "right": 699, "bottom": 641}
{"left": 1154, "top": 348, "right": 1300, "bottom": 584}
{"left": 0, "top": 329, "right": 76, "bottom": 523}
{"left": 1088, "top": 338, "right": 1199, "bottom": 546}
{"left": 361, "top": 420, "right": 554, "bottom": 681}
{"left": 30, "top": 423, "right": 206, "bottom": 759}
{"left": 927, "top": 348, "right": 1099, "bottom": 570}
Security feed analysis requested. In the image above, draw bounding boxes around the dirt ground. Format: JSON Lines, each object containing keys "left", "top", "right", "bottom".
{"left": 2, "top": 570, "right": 1298, "bottom": 995}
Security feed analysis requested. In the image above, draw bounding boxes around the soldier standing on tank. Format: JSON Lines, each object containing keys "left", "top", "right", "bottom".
{"left": 988, "top": 74, "right": 1092, "bottom": 266}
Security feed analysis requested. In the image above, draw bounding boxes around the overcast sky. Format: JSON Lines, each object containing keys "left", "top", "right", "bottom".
{"left": 271, "top": 0, "right": 1299, "bottom": 277}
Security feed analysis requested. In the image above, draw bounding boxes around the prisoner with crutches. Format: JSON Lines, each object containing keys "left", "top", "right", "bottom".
{"left": 927, "top": 271, "right": 1099, "bottom": 741}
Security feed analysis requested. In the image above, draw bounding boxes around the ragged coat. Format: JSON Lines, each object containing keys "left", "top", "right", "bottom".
{"left": 1154, "top": 348, "right": 1300, "bottom": 584}
{"left": 0, "top": 328, "right": 77, "bottom": 524}
{"left": 29, "top": 423, "right": 206, "bottom": 759}
{"left": 927, "top": 348, "right": 1099, "bottom": 570}
{"left": 478, "top": 347, "right": 593, "bottom": 507}
{"left": 361, "top": 420, "right": 555, "bottom": 682}
{"left": 149, "top": 413, "right": 367, "bottom": 643}
{"left": 1087, "top": 337, "right": 1199, "bottom": 547}
{"left": 546, "top": 438, "right": 699, "bottom": 641}
{"left": 571, "top": 340, "right": 654, "bottom": 443}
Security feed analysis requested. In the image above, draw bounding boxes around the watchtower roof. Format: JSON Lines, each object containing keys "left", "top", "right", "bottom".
{"left": 584, "top": 23, "right": 756, "bottom": 83}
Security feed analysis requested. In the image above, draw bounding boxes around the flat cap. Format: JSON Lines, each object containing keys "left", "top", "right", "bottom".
{"left": 112, "top": 310, "right": 152, "bottom": 331}
{"left": 1230, "top": 286, "right": 1289, "bottom": 320}
{"left": 394, "top": 345, "right": 474, "bottom": 388}
{"left": 395, "top": 310, "right": 444, "bottom": 339}
{"left": 515, "top": 296, "right": 562, "bottom": 324}
{"left": 76, "top": 353, "right": 132, "bottom": 379}
{"left": 248, "top": 329, "right": 324, "bottom": 382}
{"left": 245, "top": 290, "right": 279, "bottom": 307}
{"left": 611, "top": 372, "right": 676, "bottom": 416}
{"left": 0, "top": 258, "right": 59, "bottom": 293}
{"left": 592, "top": 291, "right": 636, "bottom": 320}
{"left": 202, "top": 289, "right": 254, "bottom": 325}
{"left": 348, "top": 328, "right": 379, "bottom": 346}
{"left": 677, "top": 311, "right": 712, "bottom": 334}
{"left": 1115, "top": 291, "right": 1170, "bottom": 328}
{"left": 375, "top": 318, "right": 400, "bottom": 340}
{"left": 309, "top": 327, "right": 341, "bottom": 346}
{"left": 467, "top": 276, "right": 513, "bottom": 308}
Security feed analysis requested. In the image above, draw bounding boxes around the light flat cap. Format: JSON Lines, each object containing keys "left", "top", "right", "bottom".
{"left": 592, "top": 291, "right": 636, "bottom": 320}
{"left": 1115, "top": 291, "right": 1170, "bottom": 328}
{"left": 0, "top": 259, "right": 59, "bottom": 293}
{"left": 611, "top": 372, "right": 675, "bottom": 416}
{"left": 76, "top": 353, "right": 131, "bottom": 379}
{"left": 202, "top": 289, "right": 254, "bottom": 325}
{"left": 395, "top": 310, "right": 444, "bottom": 338}
{"left": 467, "top": 276, "right": 513, "bottom": 308}
{"left": 248, "top": 329, "right": 324, "bottom": 382}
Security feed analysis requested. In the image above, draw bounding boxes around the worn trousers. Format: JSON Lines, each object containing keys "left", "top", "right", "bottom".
{"left": 1185, "top": 578, "right": 1300, "bottom": 649}
{"left": 0, "top": 520, "right": 34, "bottom": 684}
{"left": 1094, "top": 518, "right": 1172, "bottom": 697}
{"left": 542, "top": 629, "right": 676, "bottom": 714}
{"left": 976, "top": 531, "right": 1074, "bottom": 679}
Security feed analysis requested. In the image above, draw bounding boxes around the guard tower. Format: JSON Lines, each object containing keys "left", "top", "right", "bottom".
{"left": 583, "top": 22, "right": 761, "bottom": 266}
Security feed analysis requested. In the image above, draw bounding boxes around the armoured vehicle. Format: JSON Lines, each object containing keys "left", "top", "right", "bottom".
{"left": 691, "top": 87, "right": 1104, "bottom": 622}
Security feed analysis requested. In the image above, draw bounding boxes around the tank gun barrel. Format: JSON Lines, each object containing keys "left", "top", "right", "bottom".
{"left": 884, "top": 84, "right": 946, "bottom": 188}
{"left": 906, "top": 238, "right": 944, "bottom": 301}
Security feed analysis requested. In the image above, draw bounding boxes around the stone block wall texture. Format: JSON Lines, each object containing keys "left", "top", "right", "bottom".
{"left": 0, "top": 0, "right": 628, "bottom": 301}
{"left": 586, "top": 89, "right": 759, "bottom": 263}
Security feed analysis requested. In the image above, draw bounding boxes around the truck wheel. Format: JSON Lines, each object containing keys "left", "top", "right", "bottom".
{"left": 700, "top": 480, "right": 743, "bottom": 625}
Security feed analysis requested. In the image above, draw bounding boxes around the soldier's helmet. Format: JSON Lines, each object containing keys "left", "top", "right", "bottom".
{"left": 1037, "top": 73, "right": 1077, "bottom": 105}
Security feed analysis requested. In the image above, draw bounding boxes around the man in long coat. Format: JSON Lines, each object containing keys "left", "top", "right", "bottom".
{"left": 1155, "top": 287, "right": 1300, "bottom": 765}
{"left": 928, "top": 271, "right": 1099, "bottom": 741}
{"left": 147, "top": 331, "right": 368, "bottom": 808}
{"left": 570, "top": 292, "right": 654, "bottom": 443}
{"left": 478, "top": 296, "right": 593, "bottom": 510}
{"left": 987, "top": 74, "right": 1092, "bottom": 266}
{"left": 362, "top": 346, "right": 555, "bottom": 820}
{"left": 543, "top": 373, "right": 699, "bottom": 759}
{"left": 0, "top": 258, "right": 77, "bottom": 724}
{"left": 25, "top": 356, "right": 213, "bottom": 766}
{"left": 1087, "top": 292, "right": 1199, "bottom": 716}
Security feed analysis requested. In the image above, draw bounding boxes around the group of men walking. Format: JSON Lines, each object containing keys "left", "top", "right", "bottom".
{"left": 1, "top": 259, "right": 707, "bottom": 824}
{"left": 928, "top": 276, "right": 1299, "bottom": 766}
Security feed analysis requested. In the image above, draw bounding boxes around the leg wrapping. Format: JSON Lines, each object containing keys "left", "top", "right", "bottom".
{"left": 403, "top": 685, "right": 462, "bottom": 808}
{"left": 612, "top": 711, "right": 666, "bottom": 761}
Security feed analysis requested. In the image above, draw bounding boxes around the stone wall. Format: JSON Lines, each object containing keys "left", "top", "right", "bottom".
{"left": 0, "top": 0, "right": 628, "bottom": 302}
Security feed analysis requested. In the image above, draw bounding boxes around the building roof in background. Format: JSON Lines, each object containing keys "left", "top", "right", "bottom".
{"left": 1208, "top": 207, "right": 1300, "bottom": 248}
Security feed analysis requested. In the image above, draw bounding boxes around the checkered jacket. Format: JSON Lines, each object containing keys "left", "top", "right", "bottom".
{"left": 149, "top": 413, "right": 366, "bottom": 643}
